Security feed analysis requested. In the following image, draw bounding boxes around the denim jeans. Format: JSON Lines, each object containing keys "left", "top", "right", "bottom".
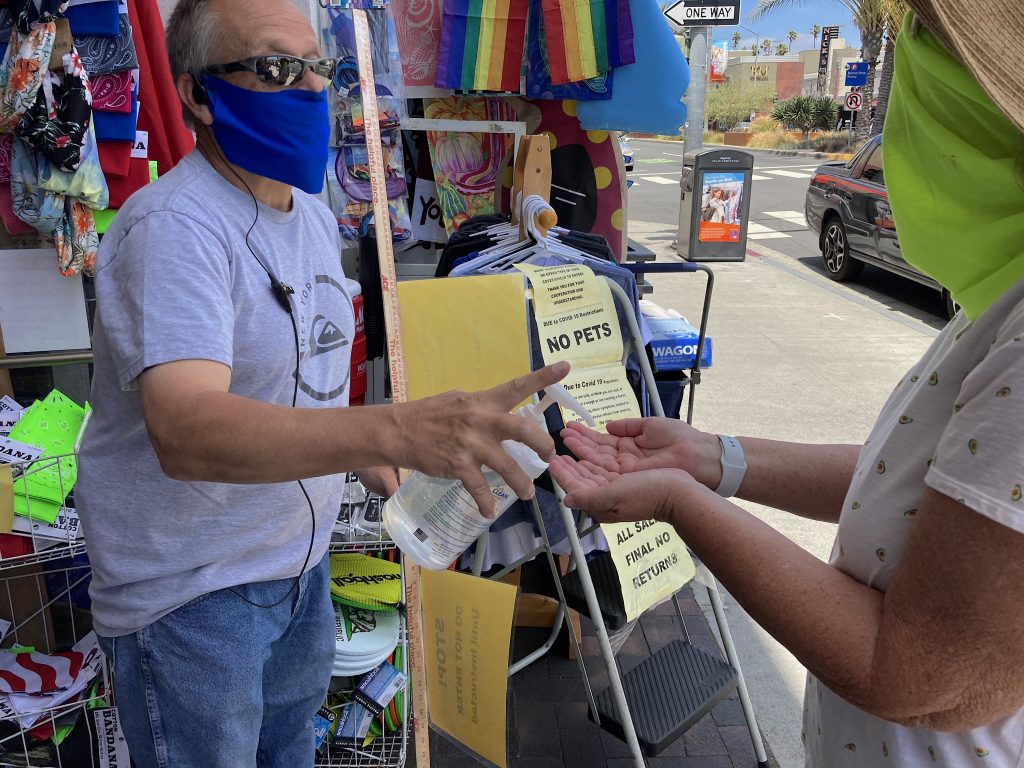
{"left": 98, "top": 555, "right": 334, "bottom": 768}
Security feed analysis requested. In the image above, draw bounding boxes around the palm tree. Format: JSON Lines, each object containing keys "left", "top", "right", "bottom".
{"left": 788, "top": 30, "right": 798, "bottom": 48}
{"left": 751, "top": 45, "right": 758, "bottom": 56}
{"left": 752, "top": 0, "right": 904, "bottom": 143}
{"left": 776, "top": 43, "right": 789, "bottom": 55}
{"left": 871, "top": 1, "right": 907, "bottom": 136}
{"left": 761, "top": 38, "right": 773, "bottom": 56}
{"left": 811, "top": 23, "right": 821, "bottom": 49}
{"left": 732, "top": 30, "right": 743, "bottom": 50}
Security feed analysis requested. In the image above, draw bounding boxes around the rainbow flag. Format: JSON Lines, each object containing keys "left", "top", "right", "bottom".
{"left": 435, "top": 0, "right": 529, "bottom": 92}
{"left": 541, "top": 0, "right": 608, "bottom": 84}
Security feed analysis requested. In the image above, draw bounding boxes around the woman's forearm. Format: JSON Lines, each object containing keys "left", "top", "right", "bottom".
{"left": 664, "top": 478, "right": 883, "bottom": 696}
{"left": 735, "top": 438, "right": 860, "bottom": 523}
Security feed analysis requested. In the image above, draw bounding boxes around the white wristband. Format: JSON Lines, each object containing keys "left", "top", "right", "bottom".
{"left": 714, "top": 434, "right": 747, "bottom": 498}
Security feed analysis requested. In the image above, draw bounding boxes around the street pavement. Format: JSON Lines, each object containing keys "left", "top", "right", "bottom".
{"left": 626, "top": 140, "right": 943, "bottom": 768}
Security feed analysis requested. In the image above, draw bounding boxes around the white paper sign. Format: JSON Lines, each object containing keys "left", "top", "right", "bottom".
{"left": 12, "top": 506, "right": 82, "bottom": 542}
{"left": 131, "top": 130, "right": 149, "bottom": 159}
{"left": 0, "top": 398, "right": 22, "bottom": 437}
{"left": 0, "top": 437, "right": 43, "bottom": 466}
{"left": 410, "top": 178, "right": 448, "bottom": 243}
{"left": 0, "top": 249, "right": 91, "bottom": 354}
{"left": 95, "top": 707, "right": 131, "bottom": 768}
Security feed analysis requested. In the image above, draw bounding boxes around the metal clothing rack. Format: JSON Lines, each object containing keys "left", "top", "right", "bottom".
{"left": 471, "top": 268, "right": 769, "bottom": 768}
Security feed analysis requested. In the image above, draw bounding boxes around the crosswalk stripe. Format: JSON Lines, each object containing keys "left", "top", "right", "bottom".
{"left": 644, "top": 176, "right": 677, "bottom": 185}
{"left": 763, "top": 210, "right": 808, "bottom": 226}
{"left": 764, "top": 170, "right": 813, "bottom": 179}
{"left": 751, "top": 174, "right": 771, "bottom": 181}
{"left": 749, "top": 232, "right": 791, "bottom": 240}
{"left": 747, "top": 222, "right": 774, "bottom": 233}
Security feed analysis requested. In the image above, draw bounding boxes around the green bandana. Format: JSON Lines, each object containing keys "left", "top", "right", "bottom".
{"left": 884, "top": 14, "right": 1024, "bottom": 320}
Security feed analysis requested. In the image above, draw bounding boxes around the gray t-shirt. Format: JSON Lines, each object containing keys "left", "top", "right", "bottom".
{"left": 77, "top": 150, "right": 353, "bottom": 637}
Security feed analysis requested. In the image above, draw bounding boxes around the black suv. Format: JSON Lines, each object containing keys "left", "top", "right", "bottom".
{"left": 805, "top": 135, "right": 956, "bottom": 318}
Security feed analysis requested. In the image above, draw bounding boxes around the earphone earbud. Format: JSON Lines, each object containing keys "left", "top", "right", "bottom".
{"left": 191, "top": 76, "right": 207, "bottom": 106}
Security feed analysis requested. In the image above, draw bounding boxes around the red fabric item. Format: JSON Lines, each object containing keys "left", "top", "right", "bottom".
{"left": 98, "top": 141, "right": 132, "bottom": 177}
{"left": 0, "top": 185, "right": 34, "bottom": 236}
{"left": 106, "top": 157, "right": 150, "bottom": 208}
{"left": 0, "top": 651, "right": 85, "bottom": 694}
{"left": 92, "top": 72, "right": 133, "bottom": 114}
{"left": 0, "top": 534, "right": 33, "bottom": 559}
{"left": 127, "top": 0, "right": 193, "bottom": 176}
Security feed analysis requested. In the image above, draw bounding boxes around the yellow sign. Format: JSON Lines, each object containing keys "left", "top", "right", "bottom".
{"left": 560, "top": 363, "right": 640, "bottom": 427}
{"left": 519, "top": 263, "right": 695, "bottom": 620}
{"left": 517, "top": 263, "right": 622, "bottom": 369}
{"left": 0, "top": 466, "right": 11, "bottom": 534}
{"left": 421, "top": 568, "right": 517, "bottom": 767}
{"left": 398, "top": 274, "right": 531, "bottom": 400}
{"left": 603, "top": 520, "right": 695, "bottom": 621}
{"left": 517, "top": 264, "right": 636, "bottom": 427}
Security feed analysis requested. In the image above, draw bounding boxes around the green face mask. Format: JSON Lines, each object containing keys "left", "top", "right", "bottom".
{"left": 884, "top": 14, "right": 1024, "bottom": 320}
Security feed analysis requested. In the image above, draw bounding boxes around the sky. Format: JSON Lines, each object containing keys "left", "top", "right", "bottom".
{"left": 722, "top": 2, "right": 862, "bottom": 54}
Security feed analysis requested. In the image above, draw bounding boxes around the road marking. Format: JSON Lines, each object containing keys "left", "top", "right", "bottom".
{"left": 763, "top": 210, "right": 808, "bottom": 227}
{"left": 764, "top": 169, "right": 814, "bottom": 179}
{"left": 751, "top": 174, "right": 771, "bottom": 181}
{"left": 747, "top": 222, "right": 792, "bottom": 240}
{"left": 644, "top": 176, "right": 677, "bottom": 185}
{"left": 638, "top": 157, "right": 676, "bottom": 164}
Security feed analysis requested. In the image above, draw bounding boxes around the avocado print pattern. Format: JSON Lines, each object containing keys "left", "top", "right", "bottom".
{"left": 804, "top": 301, "right": 1024, "bottom": 767}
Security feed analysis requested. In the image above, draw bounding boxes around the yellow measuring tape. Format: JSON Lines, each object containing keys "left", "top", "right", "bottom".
{"left": 351, "top": 9, "right": 430, "bottom": 766}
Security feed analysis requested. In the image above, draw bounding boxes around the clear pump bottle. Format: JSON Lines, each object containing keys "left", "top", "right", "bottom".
{"left": 383, "top": 384, "right": 593, "bottom": 569}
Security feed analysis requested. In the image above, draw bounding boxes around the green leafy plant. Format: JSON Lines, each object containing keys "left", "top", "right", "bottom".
{"left": 771, "top": 95, "right": 839, "bottom": 138}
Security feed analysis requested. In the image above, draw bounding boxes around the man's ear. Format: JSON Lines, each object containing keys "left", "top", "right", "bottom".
{"left": 177, "top": 73, "right": 213, "bottom": 126}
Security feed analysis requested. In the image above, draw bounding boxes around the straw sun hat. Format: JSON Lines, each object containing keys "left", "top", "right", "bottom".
{"left": 907, "top": 0, "right": 1024, "bottom": 134}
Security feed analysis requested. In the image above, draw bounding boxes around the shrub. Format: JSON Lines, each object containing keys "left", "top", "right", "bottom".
{"left": 805, "top": 131, "right": 855, "bottom": 153}
{"left": 704, "top": 131, "right": 726, "bottom": 144}
{"left": 747, "top": 130, "right": 798, "bottom": 149}
{"left": 750, "top": 117, "right": 780, "bottom": 133}
{"left": 771, "top": 95, "right": 840, "bottom": 139}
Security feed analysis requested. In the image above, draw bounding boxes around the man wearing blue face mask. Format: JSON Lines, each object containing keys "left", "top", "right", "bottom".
{"left": 74, "top": 0, "right": 569, "bottom": 765}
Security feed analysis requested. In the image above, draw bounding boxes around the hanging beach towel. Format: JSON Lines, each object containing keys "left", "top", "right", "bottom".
{"left": 424, "top": 95, "right": 517, "bottom": 231}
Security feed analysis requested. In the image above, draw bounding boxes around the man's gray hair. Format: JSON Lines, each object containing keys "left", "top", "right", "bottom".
{"left": 166, "top": 0, "right": 228, "bottom": 82}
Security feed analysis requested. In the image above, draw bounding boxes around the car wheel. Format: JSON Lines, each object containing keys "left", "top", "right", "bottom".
{"left": 821, "top": 218, "right": 863, "bottom": 282}
{"left": 941, "top": 289, "right": 960, "bottom": 320}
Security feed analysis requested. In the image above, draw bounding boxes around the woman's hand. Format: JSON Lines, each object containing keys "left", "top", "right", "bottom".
{"left": 561, "top": 417, "right": 723, "bottom": 489}
{"left": 356, "top": 466, "right": 400, "bottom": 498}
{"left": 549, "top": 454, "right": 696, "bottom": 525}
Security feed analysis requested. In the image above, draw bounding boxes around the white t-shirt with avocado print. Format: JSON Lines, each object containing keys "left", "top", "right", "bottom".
{"left": 803, "top": 280, "right": 1024, "bottom": 768}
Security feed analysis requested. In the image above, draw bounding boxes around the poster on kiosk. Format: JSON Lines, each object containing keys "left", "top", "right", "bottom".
{"left": 676, "top": 149, "right": 754, "bottom": 261}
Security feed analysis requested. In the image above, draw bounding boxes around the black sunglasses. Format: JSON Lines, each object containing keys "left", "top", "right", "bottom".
{"left": 202, "top": 55, "right": 338, "bottom": 87}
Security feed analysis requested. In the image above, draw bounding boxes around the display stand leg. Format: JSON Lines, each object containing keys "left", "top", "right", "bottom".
{"left": 0, "top": 324, "right": 14, "bottom": 399}
{"left": 553, "top": 483, "right": 645, "bottom": 768}
{"left": 703, "top": 571, "right": 770, "bottom": 768}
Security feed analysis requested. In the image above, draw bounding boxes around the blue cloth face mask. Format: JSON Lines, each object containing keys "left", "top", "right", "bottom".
{"left": 201, "top": 76, "right": 330, "bottom": 195}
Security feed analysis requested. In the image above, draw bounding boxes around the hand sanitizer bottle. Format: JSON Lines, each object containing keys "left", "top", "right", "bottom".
{"left": 383, "top": 384, "right": 593, "bottom": 570}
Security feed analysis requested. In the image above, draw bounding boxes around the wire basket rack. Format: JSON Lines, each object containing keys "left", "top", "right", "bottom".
{"left": 0, "top": 453, "right": 85, "bottom": 573}
{"left": 0, "top": 560, "right": 114, "bottom": 768}
{"left": 330, "top": 475, "right": 397, "bottom": 555}
{"left": 318, "top": 490, "right": 409, "bottom": 768}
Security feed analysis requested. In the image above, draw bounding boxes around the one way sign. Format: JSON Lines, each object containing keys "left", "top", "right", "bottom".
{"left": 664, "top": 0, "right": 740, "bottom": 26}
